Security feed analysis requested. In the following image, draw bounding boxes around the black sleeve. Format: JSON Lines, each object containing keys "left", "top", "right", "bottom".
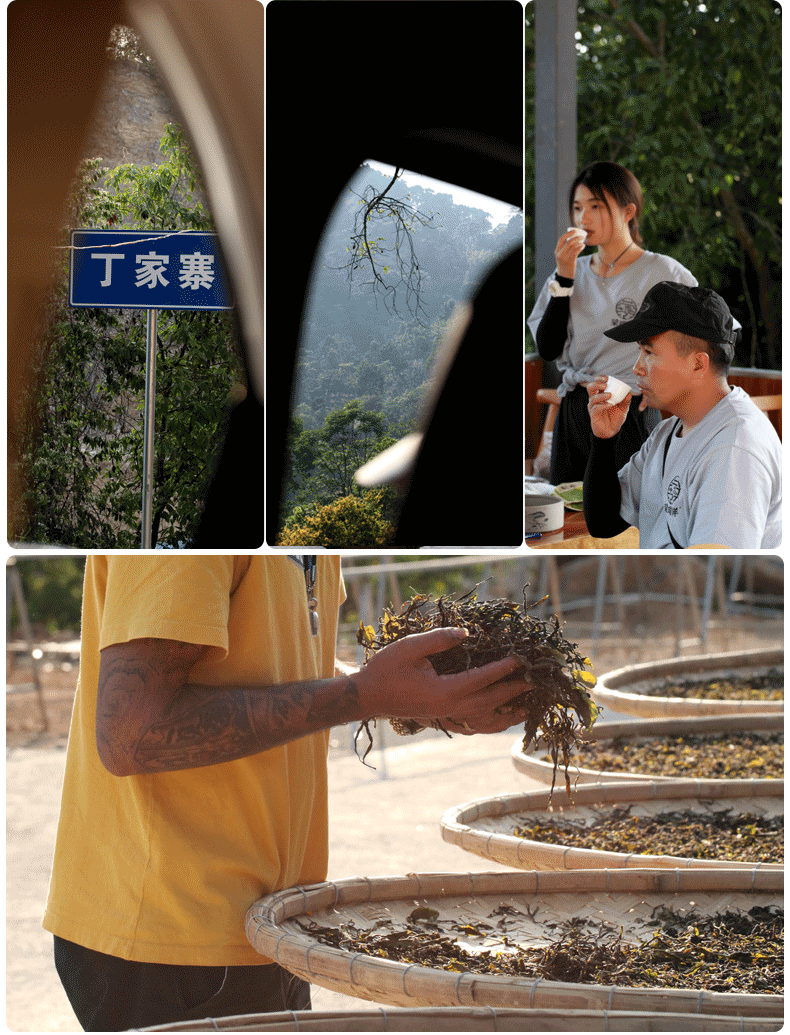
{"left": 534, "top": 275, "right": 573, "bottom": 361}
{"left": 582, "top": 434, "right": 630, "bottom": 538}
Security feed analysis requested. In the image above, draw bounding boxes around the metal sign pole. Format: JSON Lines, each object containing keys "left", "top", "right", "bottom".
{"left": 69, "top": 230, "right": 232, "bottom": 549}
{"left": 141, "top": 308, "right": 158, "bottom": 549}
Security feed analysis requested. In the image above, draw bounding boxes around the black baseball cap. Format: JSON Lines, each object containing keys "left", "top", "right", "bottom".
{"left": 604, "top": 282, "right": 737, "bottom": 360}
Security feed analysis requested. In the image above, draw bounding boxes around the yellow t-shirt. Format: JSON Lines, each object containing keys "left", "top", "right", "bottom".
{"left": 43, "top": 555, "right": 344, "bottom": 966}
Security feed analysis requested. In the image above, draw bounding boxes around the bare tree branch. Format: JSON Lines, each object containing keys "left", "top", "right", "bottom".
{"left": 328, "top": 167, "right": 439, "bottom": 324}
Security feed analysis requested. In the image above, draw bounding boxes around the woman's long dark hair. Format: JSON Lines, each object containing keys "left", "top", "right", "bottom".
{"left": 570, "top": 162, "right": 643, "bottom": 245}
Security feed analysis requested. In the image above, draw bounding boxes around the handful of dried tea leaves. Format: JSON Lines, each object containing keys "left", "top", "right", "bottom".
{"left": 355, "top": 585, "right": 598, "bottom": 793}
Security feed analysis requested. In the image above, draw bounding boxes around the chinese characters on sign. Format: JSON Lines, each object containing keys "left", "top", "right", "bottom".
{"left": 134, "top": 251, "right": 170, "bottom": 289}
{"left": 69, "top": 230, "right": 233, "bottom": 310}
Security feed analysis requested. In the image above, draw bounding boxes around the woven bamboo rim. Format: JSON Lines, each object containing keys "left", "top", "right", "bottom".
{"left": 592, "top": 649, "right": 783, "bottom": 719}
{"left": 511, "top": 712, "right": 783, "bottom": 786}
{"left": 245, "top": 869, "right": 782, "bottom": 1018}
{"left": 440, "top": 778, "right": 783, "bottom": 872}
{"left": 140, "top": 1006, "right": 782, "bottom": 1031}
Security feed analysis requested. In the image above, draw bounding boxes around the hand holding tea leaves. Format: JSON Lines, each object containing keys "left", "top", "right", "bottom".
{"left": 354, "top": 586, "right": 598, "bottom": 792}
{"left": 351, "top": 626, "right": 530, "bottom": 738}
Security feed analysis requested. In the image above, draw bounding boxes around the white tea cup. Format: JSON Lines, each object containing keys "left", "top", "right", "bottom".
{"left": 603, "top": 375, "right": 638, "bottom": 406}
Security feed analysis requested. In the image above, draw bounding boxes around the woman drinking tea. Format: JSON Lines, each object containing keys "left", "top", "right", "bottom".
{"left": 527, "top": 161, "right": 697, "bottom": 484}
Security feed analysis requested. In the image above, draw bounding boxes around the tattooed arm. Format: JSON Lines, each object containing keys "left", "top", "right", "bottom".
{"left": 96, "top": 638, "right": 366, "bottom": 776}
{"left": 96, "top": 630, "right": 528, "bottom": 777}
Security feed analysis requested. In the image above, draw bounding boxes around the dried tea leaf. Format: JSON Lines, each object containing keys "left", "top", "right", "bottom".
{"left": 408, "top": 906, "right": 440, "bottom": 924}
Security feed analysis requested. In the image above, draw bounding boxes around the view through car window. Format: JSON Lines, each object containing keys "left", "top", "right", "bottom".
{"left": 275, "top": 161, "right": 522, "bottom": 547}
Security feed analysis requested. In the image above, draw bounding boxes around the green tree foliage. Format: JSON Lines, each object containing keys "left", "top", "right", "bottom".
{"left": 13, "top": 126, "right": 245, "bottom": 547}
{"left": 313, "top": 402, "right": 391, "bottom": 500}
{"left": 293, "top": 316, "right": 451, "bottom": 435}
{"left": 526, "top": 1, "right": 781, "bottom": 368}
{"left": 283, "top": 400, "right": 399, "bottom": 526}
{"left": 276, "top": 492, "right": 395, "bottom": 549}
{"left": 9, "top": 558, "right": 86, "bottom": 635}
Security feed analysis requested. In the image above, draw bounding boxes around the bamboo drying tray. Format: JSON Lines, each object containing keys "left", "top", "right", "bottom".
{"left": 245, "top": 868, "right": 782, "bottom": 1018}
{"left": 592, "top": 649, "right": 783, "bottom": 719}
{"left": 140, "top": 1006, "right": 783, "bottom": 1031}
{"left": 511, "top": 713, "right": 783, "bottom": 786}
{"left": 440, "top": 778, "right": 783, "bottom": 872}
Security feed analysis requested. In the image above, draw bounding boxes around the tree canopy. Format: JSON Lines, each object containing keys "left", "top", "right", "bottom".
{"left": 276, "top": 492, "right": 396, "bottom": 549}
{"left": 526, "top": 0, "right": 781, "bottom": 368}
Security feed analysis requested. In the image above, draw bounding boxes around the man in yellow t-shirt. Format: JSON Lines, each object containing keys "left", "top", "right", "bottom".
{"left": 43, "top": 555, "right": 530, "bottom": 1030}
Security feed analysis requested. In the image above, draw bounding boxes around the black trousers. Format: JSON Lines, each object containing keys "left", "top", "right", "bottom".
{"left": 550, "top": 384, "right": 659, "bottom": 486}
{"left": 54, "top": 935, "right": 311, "bottom": 1031}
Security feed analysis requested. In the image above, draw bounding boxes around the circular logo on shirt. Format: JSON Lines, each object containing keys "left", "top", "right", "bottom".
{"left": 615, "top": 297, "right": 639, "bottom": 321}
{"left": 667, "top": 477, "right": 681, "bottom": 504}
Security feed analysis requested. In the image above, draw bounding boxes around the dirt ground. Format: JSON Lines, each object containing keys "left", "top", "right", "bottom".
{"left": 6, "top": 605, "right": 783, "bottom": 1032}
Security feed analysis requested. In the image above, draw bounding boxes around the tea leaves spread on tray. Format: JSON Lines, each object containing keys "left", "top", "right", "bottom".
{"left": 296, "top": 903, "right": 782, "bottom": 995}
{"left": 355, "top": 585, "right": 598, "bottom": 794}
{"left": 645, "top": 669, "right": 783, "bottom": 701}
{"left": 571, "top": 731, "right": 783, "bottom": 779}
{"left": 513, "top": 805, "right": 783, "bottom": 864}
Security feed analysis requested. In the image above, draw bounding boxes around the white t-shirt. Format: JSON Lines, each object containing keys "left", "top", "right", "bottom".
{"left": 527, "top": 252, "right": 698, "bottom": 397}
{"left": 618, "top": 387, "right": 782, "bottom": 549}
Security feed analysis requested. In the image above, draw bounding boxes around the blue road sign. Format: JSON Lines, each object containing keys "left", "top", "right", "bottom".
{"left": 69, "top": 229, "right": 233, "bottom": 310}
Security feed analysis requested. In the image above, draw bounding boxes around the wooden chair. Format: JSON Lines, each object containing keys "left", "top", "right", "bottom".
{"left": 751, "top": 394, "right": 782, "bottom": 440}
{"left": 531, "top": 387, "right": 561, "bottom": 473}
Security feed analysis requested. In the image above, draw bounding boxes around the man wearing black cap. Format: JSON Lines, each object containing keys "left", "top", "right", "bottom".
{"left": 583, "top": 282, "right": 781, "bottom": 548}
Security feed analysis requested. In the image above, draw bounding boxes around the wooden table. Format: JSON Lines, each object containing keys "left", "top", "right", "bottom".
{"left": 527, "top": 509, "right": 639, "bottom": 549}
